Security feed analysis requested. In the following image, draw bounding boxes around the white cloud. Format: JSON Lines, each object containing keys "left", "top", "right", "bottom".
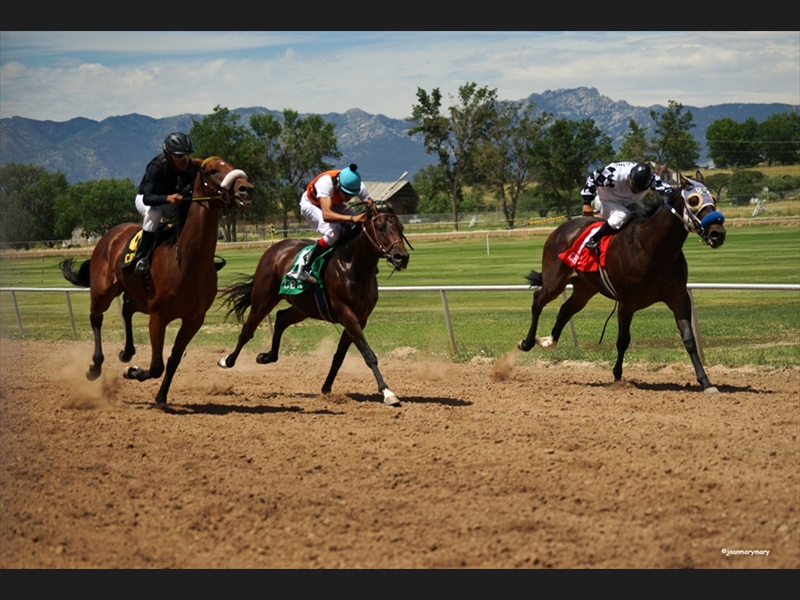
{"left": 1, "top": 31, "right": 797, "bottom": 122}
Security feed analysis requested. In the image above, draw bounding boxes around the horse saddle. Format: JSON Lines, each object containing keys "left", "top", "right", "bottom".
{"left": 120, "top": 224, "right": 176, "bottom": 270}
{"left": 558, "top": 223, "right": 618, "bottom": 300}
{"left": 558, "top": 223, "right": 612, "bottom": 272}
{"left": 279, "top": 244, "right": 336, "bottom": 296}
{"left": 120, "top": 224, "right": 227, "bottom": 272}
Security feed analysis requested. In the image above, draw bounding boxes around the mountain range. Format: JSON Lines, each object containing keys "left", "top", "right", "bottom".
{"left": 1, "top": 87, "right": 797, "bottom": 184}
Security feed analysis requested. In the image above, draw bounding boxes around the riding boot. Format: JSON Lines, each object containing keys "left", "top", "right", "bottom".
{"left": 134, "top": 230, "right": 156, "bottom": 275}
{"left": 295, "top": 241, "right": 327, "bottom": 284}
{"left": 584, "top": 222, "right": 615, "bottom": 254}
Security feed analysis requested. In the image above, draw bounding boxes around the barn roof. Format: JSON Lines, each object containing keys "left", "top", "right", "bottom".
{"left": 364, "top": 180, "right": 413, "bottom": 201}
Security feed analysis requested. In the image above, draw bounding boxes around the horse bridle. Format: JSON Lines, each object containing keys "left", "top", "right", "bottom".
{"left": 190, "top": 157, "right": 249, "bottom": 207}
{"left": 359, "top": 204, "right": 415, "bottom": 259}
{"left": 665, "top": 178, "right": 725, "bottom": 245}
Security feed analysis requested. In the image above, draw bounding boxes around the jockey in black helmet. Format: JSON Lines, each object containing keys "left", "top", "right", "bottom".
{"left": 581, "top": 161, "right": 673, "bottom": 253}
{"left": 132, "top": 132, "right": 199, "bottom": 275}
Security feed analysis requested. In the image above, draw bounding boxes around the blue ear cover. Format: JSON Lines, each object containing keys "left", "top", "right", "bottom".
{"left": 700, "top": 211, "right": 725, "bottom": 227}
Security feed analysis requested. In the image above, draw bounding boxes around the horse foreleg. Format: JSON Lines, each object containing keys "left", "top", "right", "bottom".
{"left": 352, "top": 334, "right": 399, "bottom": 406}
{"left": 322, "top": 331, "right": 353, "bottom": 394}
{"left": 219, "top": 296, "right": 280, "bottom": 369}
{"left": 669, "top": 292, "right": 718, "bottom": 393}
{"left": 256, "top": 306, "right": 306, "bottom": 365}
{"left": 123, "top": 313, "right": 167, "bottom": 383}
{"left": 613, "top": 305, "right": 634, "bottom": 382}
{"left": 155, "top": 314, "right": 205, "bottom": 406}
{"left": 118, "top": 295, "right": 137, "bottom": 363}
{"left": 334, "top": 313, "right": 398, "bottom": 406}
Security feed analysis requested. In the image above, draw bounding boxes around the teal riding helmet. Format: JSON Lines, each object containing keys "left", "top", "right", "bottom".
{"left": 339, "top": 163, "right": 362, "bottom": 195}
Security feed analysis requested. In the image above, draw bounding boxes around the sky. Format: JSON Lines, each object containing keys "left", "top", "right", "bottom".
{"left": 1, "top": 31, "right": 798, "bottom": 123}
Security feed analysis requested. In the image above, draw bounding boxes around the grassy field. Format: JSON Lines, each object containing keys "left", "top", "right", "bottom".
{"left": 1, "top": 223, "right": 798, "bottom": 370}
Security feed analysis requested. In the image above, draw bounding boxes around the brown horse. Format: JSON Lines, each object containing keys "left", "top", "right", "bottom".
{"left": 517, "top": 171, "right": 727, "bottom": 392}
{"left": 217, "top": 204, "right": 411, "bottom": 406}
{"left": 60, "top": 156, "right": 253, "bottom": 406}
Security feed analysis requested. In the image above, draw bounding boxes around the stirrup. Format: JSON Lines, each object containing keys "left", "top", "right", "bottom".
{"left": 585, "top": 238, "right": 600, "bottom": 251}
{"left": 295, "top": 269, "right": 317, "bottom": 284}
{"left": 134, "top": 258, "right": 150, "bottom": 275}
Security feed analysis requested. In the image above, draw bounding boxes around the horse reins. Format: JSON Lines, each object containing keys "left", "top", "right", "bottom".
{"left": 361, "top": 208, "right": 414, "bottom": 260}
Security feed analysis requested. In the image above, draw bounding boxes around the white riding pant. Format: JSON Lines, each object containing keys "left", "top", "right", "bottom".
{"left": 299, "top": 196, "right": 356, "bottom": 246}
{"left": 135, "top": 194, "right": 178, "bottom": 233}
{"left": 593, "top": 197, "right": 643, "bottom": 230}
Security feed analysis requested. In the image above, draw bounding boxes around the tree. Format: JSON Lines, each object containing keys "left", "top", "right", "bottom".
{"left": 728, "top": 167, "right": 766, "bottom": 204}
{"left": 0, "top": 163, "right": 69, "bottom": 246}
{"left": 250, "top": 109, "right": 341, "bottom": 237}
{"left": 765, "top": 175, "right": 800, "bottom": 199}
{"left": 759, "top": 112, "right": 800, "bottom": 166}
{"left": 530, "top": 118, "right": 614, "bottom": 217}
{"left": 411, "top": 164, "right": 451, "bottom": 214}
{"left": 706, "top": 117, "right": 762, "bottom": 168}
{"left": 55, "top": 178, "right": 139, "bottom": 239}
{"left": 408, "top": 82, "right": 498, "bottom": 231}
{"left": 650, "top": 100, "right": 700, "bottom": 173}
{"left": 190, "top": 105, "right": 264, "bottom": 242}
{"left": 473, "top": 101, "right": 551, "bottom": 228}
{"left": 702, "top": 172, "right": 732, "bottom": 200}
{"left": 616, "top": 119, "right": 655, "bottom": 163}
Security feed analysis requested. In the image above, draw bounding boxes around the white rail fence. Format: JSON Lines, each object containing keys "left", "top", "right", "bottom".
{"left": 2, "top": 284, "right": 799, "bottom": 363}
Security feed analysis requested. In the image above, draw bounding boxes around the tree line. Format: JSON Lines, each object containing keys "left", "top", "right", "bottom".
{"left": 2, "top": 83, "right": 798, "bottom": 245}
{"left": 705, "top": 112, "right": 799, "bottom": 168}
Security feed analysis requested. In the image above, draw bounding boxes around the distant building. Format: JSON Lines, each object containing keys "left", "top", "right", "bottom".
{"left": 364, "top": 180, "right": 419, "bottom": 215}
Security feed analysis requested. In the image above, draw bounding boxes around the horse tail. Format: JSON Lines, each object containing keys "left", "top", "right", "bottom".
{"left": 220, "top": 275, "right": 255, "bottom": 323}
{"left": 59, "top": 258, "right": 91, "bottom": 288}
{"left": 524, "top": 270, "right": 543, "bottom": 287}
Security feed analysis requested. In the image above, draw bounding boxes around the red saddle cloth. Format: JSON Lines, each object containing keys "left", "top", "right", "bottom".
{"left": 558, "top": 223, "right": 612, "bottom": 272}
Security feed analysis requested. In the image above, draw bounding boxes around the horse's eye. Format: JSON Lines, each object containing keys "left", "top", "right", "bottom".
{"left": 210, "top": 169, "right": 218, "bottom": 175}
{"left": 686, "top": 194, "right": 702, "bottom": 210}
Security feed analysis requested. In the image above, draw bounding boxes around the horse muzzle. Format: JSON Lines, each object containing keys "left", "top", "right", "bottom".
{"left": 706, "top": 224, "right": 726, "bottom": 248}
{"left": 233, "top": 183, "right": 254, "bottom": 208}
{"left": 388, "top": 252, "right": 410, "bottom": 271}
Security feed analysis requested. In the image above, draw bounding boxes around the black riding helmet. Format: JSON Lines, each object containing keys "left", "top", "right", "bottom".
{"left": 163, "top": 132, "right": 194, "bottom": 155}
{"left": 629, "top": 163, "right": 653, "bottom": 193}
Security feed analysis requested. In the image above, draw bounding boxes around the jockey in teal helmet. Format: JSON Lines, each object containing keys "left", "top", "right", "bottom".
{"left": 290, "top": 164, "right": 376, "bottom": 284}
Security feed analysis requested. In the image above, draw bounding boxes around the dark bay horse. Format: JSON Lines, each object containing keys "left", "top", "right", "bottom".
{"left": 517, "top": 171, "right": 727, "bottom": 392}
{"left": 60, "top": 157, "right": 253, "bottom": 406}
{"left": 217, "top": 204, "right": 411, "bottom": 406}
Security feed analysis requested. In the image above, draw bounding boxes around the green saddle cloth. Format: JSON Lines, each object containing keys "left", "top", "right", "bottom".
{"left": 279, "top": 245, "right": 333, "bottom": 295}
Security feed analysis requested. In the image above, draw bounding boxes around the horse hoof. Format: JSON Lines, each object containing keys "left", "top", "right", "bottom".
{"left": 86, "top": 365, "right": 101, "bottom": 381}
{"left": 383, "top": 389, "right": 400, "bottom": 407}
{"left": 119, "top": 350, "right": 134, "bottom": 363}
{"left": 122, "top": 366, "right": 138, "bottom": 380}
{"left": 517, "top": 340, "right": 529, "bottom": 352}
{"left": 536, "top": 336, "right": 557, "bottom": 349}
{"left": 704, "top": 386, "right": 720, "bottom": 395}
{"left": 217, "top": 356, "right": 231, "bottom": 369}
{"left": 256, "top": 353, "right": 275, "bottom": 364}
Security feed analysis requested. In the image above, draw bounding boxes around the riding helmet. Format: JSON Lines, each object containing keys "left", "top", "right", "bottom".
{"left": 338, "top": 164, "right": 362, "bottom": 196}
{"left": 629, "top": 163, "right": 653, "bottom": 193}
{"left": 163, "top": 132, "right": 194, "bottom": 156}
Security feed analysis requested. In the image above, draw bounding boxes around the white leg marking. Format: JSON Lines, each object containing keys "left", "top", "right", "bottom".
{"left": 383, "top": 388, "right": 400, "bottom": 406}
{"left": 536, "top": 336, "right": 557, "bottom": 349}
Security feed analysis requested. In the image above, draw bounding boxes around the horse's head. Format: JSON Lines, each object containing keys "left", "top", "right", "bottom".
{"left": 194, "top": 156, "right": 254, "bottom": 209}
{"left": 675, "top": 171, "right": 726, "bottom": 248}
{"left": 363, "top": 203, "right": 412, "bottom": 272}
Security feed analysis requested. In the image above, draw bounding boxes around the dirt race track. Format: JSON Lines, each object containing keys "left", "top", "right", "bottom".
{"left": 1, "top": 338, "right": 797, "bottom": 569}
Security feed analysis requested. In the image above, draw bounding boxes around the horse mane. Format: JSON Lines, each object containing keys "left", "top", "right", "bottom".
{"left": 633, "top": 188, "right": 680, "bottom": 223}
